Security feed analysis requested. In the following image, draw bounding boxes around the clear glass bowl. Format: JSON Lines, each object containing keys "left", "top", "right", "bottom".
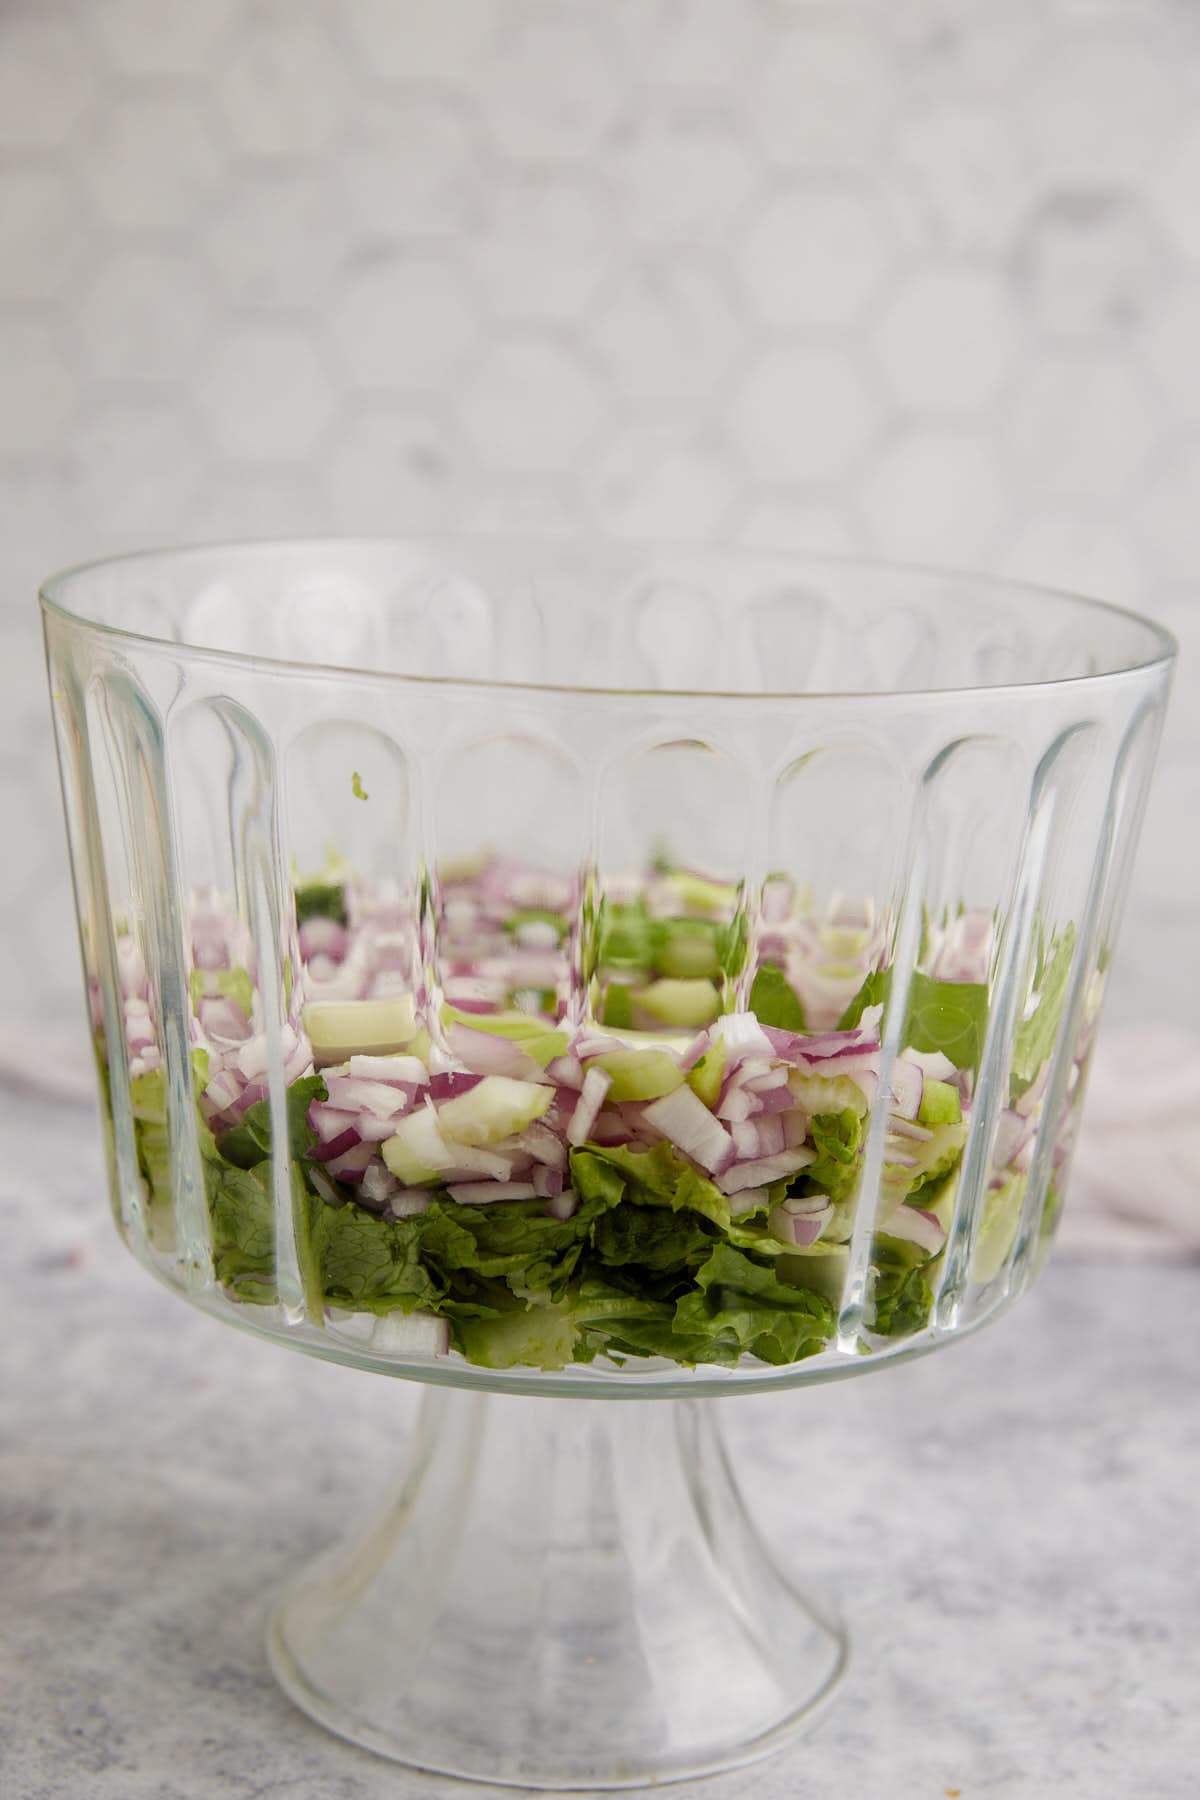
{"left": 42, "top": 541, "right": 1175, "bottom": 1788}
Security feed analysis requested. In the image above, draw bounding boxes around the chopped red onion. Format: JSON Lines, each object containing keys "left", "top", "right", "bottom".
{"left": 884, "top": 1205, "right": 946, "bottom": 1255}
{"left": 567, "top": 1065, "right": 612, "bottom": 1147}
{"left": 720, "top": 1147, "right": 816, "bottom": 1194}
{"left": 642, "top": 1084, "right": 734, "bottom": 1175}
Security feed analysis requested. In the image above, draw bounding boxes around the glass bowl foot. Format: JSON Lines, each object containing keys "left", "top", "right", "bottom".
{"left": 267, "top": 1386, "right": 846, "bottom": 1789}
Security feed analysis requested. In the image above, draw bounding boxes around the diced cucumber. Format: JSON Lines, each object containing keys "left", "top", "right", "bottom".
{"left": 381, "top": 1106, "right": 449, "bottom": 1185}
{"left": 435, "top": 1074, "right": 553, "bottom": 1145}
{"left": 651, "top": 918, "right": 720, "bottom": 979}
{"left": 594, "top": 1048, "right": 684, "bottom": 1102}
{"left": 635, "top": 978, "right": 721, "bottom": 1029}
{"left": 918, "top": 1078, "right": 962, "bottom": 1126}
{"left": 971, "top": 1170, "right": 1027, "bottom": 1284}
{"left": 686, "top": 1040, "right": 726, "bottom": 1109}
{"left": 662, "top": 871, "right": 737, "bottom": 917}
{"left": 788, "top": 1070, "right": 870, "bottom": 1118}
{"left": 304, "top": 996, "right": 417, "bottom": 1064}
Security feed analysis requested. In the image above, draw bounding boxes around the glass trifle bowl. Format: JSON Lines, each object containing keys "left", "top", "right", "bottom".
{"left": 42, "top": 541, "right": 1174, "bottom": 1788}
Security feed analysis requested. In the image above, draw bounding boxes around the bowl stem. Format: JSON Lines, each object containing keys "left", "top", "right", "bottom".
{"left": 268, "top": 1384, "right": 847, "bottom": 1788}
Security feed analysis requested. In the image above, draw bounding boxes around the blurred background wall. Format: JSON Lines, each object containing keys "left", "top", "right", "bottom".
{"left": 2, "top": 0, "right": 1197, "bottom": 1038}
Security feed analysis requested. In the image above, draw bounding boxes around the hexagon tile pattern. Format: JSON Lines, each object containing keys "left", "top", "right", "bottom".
{"left": 3, "top": 0, "right": 1200, "bottom": 1035}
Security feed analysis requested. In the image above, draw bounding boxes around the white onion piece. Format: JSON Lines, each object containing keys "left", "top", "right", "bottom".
{"left": 447, "top": 1021, "right": 533, "bottom": 1078}
{"left": 905, "top": 1048, "right": 957, "bottom": 1082}
{"left": 769, "top": 1203, "right": 832, "bottom": 1247}
{"left": 720, "top": 1148, "right": 816, "bottom": 1194}
{"left": 545, "top": 1186, "right": 579, "bottom": 1220}
{"left": 712, "top": 1012, "right": 776, "bottom": 1060}
{"left": 446, "top": 1180, "right": 538, "bottom": 1204}
{"left": 641, "top": 1085, "right": 733, "bottom": 1175}
{"left": 545, "top": 1054, "right": 584, "bottom": 1090}
{"left": 883, "top": 1205, "right": 946, "bottom": 1255}
{"left": 309, "top": 1102, "right": 359, "bottom": 1144}
{"left": 323, "top": 1075, "right": 416, "bottom": 1119}
{"left": 391, "top": 1189, "right": 435, "bottom": 1217}
{"left": 567, "top": 1066, "right": 612, "bottom": 1147}
{"left": 992, "top": 1108, "right": 1032, "bottom": 1168}
{"left": 731, "top": 1120, "right": 759, "bottom": 1159}
{"left": 368, "top": 1311, "right": 450, "bottom": 1357}
{"left": 359, "top": 1161, "right": 399, "bottom": 1205}
{"left": 729, "top": 1185, "right": 770, "bottom": 1217}
{"left": 755, "top": 1113, "right": 785, "bottom": 1157}
{"left": 888, "top": 1057, "right": 923, "bottom": 1120}
{"left": 517, "top": 1121, "right": 568, "bottom": 1169}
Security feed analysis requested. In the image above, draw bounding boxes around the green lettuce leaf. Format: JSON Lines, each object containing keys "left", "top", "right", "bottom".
{"left": 870, "top": 1241, "right": 934, "bottom": 1337}
{"left": 748, "top": 960, "right": 807, "bottom": 1031}
{"left": 217, "top": 1073, "right": 326, "bottom": 1170}
{"left": 570, "top": 1141, "right": 731, "bottom": 1230}
{"left": 295, "top": 880, "right": 347, "bottom": 927}
{"left": 671, "top": 1242, "right": 835, "bottom": 1365}
{"left": 804, "top": 1108, "right": 863, "bottom": 1203}
{"left": 905, "top": 971, "right": 989, "bottom": 1071}
{"left": 837, "top": 967, "right": 890, "bottom": 1030}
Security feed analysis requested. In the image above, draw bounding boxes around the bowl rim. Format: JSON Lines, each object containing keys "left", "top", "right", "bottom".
{"left": 39, "top": 534, "right": 1179, "bottom": 704}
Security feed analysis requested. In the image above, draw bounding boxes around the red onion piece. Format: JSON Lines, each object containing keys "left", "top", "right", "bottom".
{"left": 567, "top": 1066, "right": 612, "bottom": 1147}
{"left": 641, "top": 1085, "right": 734, "bottom": 1175}
{"left": 720, "top": 1147, "right": 816, "bottom": 1194}
{"left": 884, "top": 1205, "right": 946, "bottom": 1255}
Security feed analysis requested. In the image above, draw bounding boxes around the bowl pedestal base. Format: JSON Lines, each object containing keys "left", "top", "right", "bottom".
{"left": 268, "top": 1384, "right": 846, "bottom": 1790}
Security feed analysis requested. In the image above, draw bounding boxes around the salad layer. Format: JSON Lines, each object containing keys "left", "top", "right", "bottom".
{"left": 100, "top": 861, "right": 1089, "bottom": 1373}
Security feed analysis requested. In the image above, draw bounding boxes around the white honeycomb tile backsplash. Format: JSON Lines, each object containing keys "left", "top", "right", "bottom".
{"left": 3, "top": 0, "right": 1199, "bottom": 1032}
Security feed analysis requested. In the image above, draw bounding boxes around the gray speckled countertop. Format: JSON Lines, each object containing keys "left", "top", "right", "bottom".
{"left": 2, "top": 1089, "right": 1197, "bottom": 1800}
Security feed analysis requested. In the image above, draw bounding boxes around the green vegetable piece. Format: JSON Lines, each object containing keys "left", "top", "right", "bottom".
{"left": 905, "top": 971, "right": 989, "bottom": 1073}
{"left": 837, "top": 967, "right": 890, "bottom": 1031}
{"left": 748, "top": 960, "right": 807, "bottom": 1031}
{"left": 295, "top": 881, "right": 348, "bottom": 927}
{"left": 662, "top": 872, "right": 738, "bottom": 917}
{"left": 433, "top": 1074, "right": 553, "bottom": 1146}
{"left": 570, "top": 1141, "right": 730, "bottom": 1230}
{"left": 789, "top": 1070, "right": 870, "bottom": 1119}
{"left": 971, "top": 1171, "right": 1027, "bottom": 1285}
{"left": 649, "top": 917, "right": 721, "bottom": 979}
{"left": 218, "top": 1073, "right": 326, "bottom": 1171}
{"left": 1012, "top": 923, "right": 1076, "bottom": 1089}
{"left": 635, "top": 978, "right": 721, "bottom": 1029}
{"left": 592, "top": 1048, "right": 684, "bottom": 1101}
{"left": 351, "top": 771, "right": 368, "bottom": 801}
{"left": 453, "top": 1298, "right": 578, "bottom": 1371}
{"left": 918, "top": 1079, "right": 962, "bottom": 1126}
{"left": 804, "top": 1109, "right": 863, "bottom": 1204}
{"left": 600, "top": 982, "right": 635, "bottom": 1029}
{"left": 598, "top": 900, "right": 653, "bottom": 970}
{"left": 777, "top": 1242, "right": 850, "bottom": 1307}
{"left": 686, "top": 1039, "right": 726, "bottom": 1109}
{"left": 672, "top": 1242, "right": 835, "bottom": 1366}
{"left": 870, "top": 1244, "right": 934, "bottom": 1338}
